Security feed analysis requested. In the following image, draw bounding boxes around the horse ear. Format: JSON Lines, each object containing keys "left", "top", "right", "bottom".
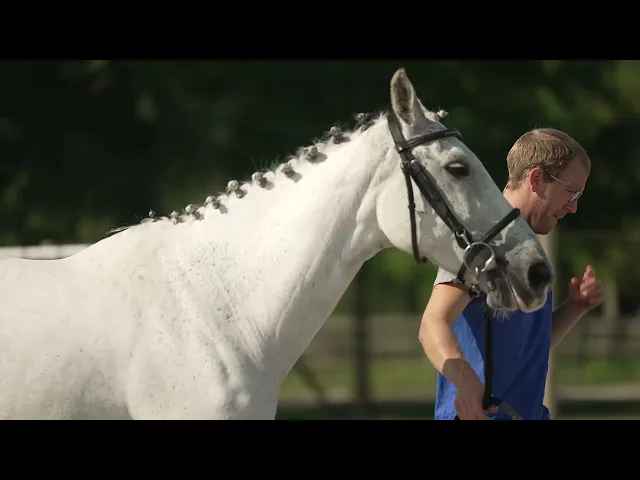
{"left": 390, "top": 68, "right": 428, "bottom": 130}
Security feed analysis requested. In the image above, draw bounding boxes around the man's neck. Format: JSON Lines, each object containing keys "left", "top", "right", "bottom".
{"left": 503, "top": 187, "right": 533, "bottom": 224}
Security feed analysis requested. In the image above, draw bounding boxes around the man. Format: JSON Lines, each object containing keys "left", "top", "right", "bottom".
{"left": 419, "top": 127, "right": 603, "bottom": 420}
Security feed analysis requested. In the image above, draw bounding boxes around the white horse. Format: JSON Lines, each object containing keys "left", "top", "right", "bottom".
{"left": 0, "top": 68, "right": 553, "bottom": 419}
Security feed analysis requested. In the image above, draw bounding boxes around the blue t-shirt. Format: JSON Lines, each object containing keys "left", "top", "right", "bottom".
{"left": 432, "top": 269, "right": 553, "bottom": 420}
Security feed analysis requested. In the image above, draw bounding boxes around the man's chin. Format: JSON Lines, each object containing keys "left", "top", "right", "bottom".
{"left": 533, "top": 222, "right": 554, "bottom": 236}
{"left": 529, "top": 213, "right": 559, "bottom": 235}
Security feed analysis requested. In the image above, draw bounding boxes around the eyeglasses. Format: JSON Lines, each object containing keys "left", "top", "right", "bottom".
{"left": 547, "top": 172, "right": 582, "bottom": 203}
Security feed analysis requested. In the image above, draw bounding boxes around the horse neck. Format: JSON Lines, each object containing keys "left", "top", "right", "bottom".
{"left": 172, "top": 116, "right": 394, "bottom": 377}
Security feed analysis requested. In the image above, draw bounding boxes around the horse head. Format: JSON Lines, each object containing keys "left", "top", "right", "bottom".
{"left": 376, "top": 68, "right": 553, "bottom": 312}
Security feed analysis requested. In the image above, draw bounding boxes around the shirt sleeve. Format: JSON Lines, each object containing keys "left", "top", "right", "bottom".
{"left": 433, "top": 267, "right": 459, "bottom": 287}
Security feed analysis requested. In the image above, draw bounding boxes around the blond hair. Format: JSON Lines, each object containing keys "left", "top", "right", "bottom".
{"left": 505, "top": 127, "right": 590, "bottom": 190}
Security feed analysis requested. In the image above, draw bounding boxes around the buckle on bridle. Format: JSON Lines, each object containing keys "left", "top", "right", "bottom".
{"left": 461, "top": 241, "right": 498, "bottom": 294}
{"left": 462, "top": 241, "right": 497, "bottom": 274}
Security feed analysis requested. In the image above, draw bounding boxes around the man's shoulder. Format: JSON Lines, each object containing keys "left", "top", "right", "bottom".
{"left": 432, "top": 267, "right": 475, "bottom": 299}
{"left": 433, "top": 267, "right": 461, "bottom": 288}
{"left": 425, "top": 267, "right": 480, "bottom": 320}
{"left": 431, "top": 267, "right": 500, "bottom": 321}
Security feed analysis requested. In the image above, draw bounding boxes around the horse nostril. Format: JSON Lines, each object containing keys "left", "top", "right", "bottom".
{"left": 527, "top": 261, "right": 552, "bottom": 290}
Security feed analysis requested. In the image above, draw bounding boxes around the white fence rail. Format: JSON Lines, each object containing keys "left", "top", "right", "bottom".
{"left": 0, "top": 243, "right": 89, "bottom": 260}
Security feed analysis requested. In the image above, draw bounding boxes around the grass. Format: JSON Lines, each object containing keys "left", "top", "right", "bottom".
{"left": 279, "top": 358, "right": 436, "bottom": 402}
{"left": 276, "top": 357, "right": 640, "bottom": 419}
{"left": 561, "top": 357, "right": 640, "bottom": 384}
{"left": 278, "top": 356, "right": 640, "bottom": 404}
{"left": 275, "top": 402, "right": 640, "bottom": 420}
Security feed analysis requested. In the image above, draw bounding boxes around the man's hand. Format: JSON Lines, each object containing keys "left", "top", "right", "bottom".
{"left": 454, "top": 376, "right": 498, "bottom": 420}
{"left": 568, "top": 265, "right": 603, "bottom": 314}
{"left": 551, "top": 264, "right": 604, "bottom": 349}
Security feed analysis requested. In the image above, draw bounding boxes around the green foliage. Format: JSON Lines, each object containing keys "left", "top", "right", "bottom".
{"left": 1, "top": 60, "right": 637, "bottom": 312}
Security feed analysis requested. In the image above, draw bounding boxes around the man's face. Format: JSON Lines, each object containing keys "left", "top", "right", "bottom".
{"left": 530, "top": 158, "right": 589, "bottom": 235}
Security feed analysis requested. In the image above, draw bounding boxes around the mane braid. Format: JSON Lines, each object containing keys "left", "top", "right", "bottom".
{"left": 106, "top": 108, "right": 445, "bottom": 237}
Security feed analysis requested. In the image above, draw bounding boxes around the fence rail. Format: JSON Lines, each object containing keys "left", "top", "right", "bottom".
{"left": 0, "top": 243, "right": 88, "bottom": 260}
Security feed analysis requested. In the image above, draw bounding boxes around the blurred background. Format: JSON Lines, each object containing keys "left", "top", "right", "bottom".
{"left": 2, "top": 59, "right": 639, "bottom": 419}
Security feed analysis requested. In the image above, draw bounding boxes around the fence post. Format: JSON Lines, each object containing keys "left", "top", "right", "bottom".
{"left": 352, "top": 261, "right": 371, "bottom": 416}
{"left": 539, "top": 230, "right": 559, "bottom": 419}
{"left": 603, "top": 275, "right": 620, "bottom": 357}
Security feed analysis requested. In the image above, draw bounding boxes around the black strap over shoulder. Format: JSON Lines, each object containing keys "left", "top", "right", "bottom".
{"left": 453, "top": 302, "right": 523, "bottom": 420}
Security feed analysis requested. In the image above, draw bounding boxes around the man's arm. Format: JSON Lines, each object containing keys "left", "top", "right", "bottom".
{"left": 418, "top": 271, "right": 484, "bottom": 400}
{"left": 551, "top": 298, "right": 587, "bottom": 349}
{"left": 551, "top": 266, "right": 603, "bottom": 349}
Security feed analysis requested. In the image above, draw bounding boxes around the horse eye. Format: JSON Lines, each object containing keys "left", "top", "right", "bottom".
{"left": 445, "top": 161, "right": 470, "bottom": 178}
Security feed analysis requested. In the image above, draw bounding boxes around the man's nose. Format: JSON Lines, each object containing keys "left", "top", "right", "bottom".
{"left": 565, "top": 200, "right": 578, "bottom": 214}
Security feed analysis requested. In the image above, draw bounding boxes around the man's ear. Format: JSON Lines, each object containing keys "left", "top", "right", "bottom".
{"left": 529, "top": 167, "right": 545, "bottom": 193}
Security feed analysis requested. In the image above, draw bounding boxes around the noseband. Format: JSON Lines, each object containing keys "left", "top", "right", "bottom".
{"left": 387, "top": 111, "right": 523, "bottom": 420}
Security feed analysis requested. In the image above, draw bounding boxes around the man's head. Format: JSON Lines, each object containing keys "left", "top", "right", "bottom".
{"left": 504, "top": 127, "right": 590, "bottom": 235}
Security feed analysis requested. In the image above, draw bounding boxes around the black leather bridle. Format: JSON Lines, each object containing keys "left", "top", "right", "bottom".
{"left": 387, "top": 110, "right": 523, "bottom": 420}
